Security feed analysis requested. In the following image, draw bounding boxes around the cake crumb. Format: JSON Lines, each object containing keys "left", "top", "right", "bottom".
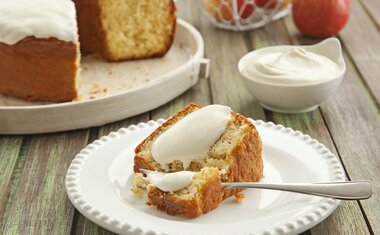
{"left": 90, "top": 83, "right": 101, "bottom": 94}
{"left": 131, "top": 187, "right": 145, "bottom": 197}
{"left": 234, "top": 193, "right": 245, "bottom": 203}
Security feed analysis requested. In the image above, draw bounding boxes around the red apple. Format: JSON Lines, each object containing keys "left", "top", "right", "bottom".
{"left": 238, "top": 0, "right": 255, "bottom": 19}
{"left": 292, "top": 0, "right": 351, "bottom": 37}
{"left": 256, "top": 0, "right": 290, "bottom": 9}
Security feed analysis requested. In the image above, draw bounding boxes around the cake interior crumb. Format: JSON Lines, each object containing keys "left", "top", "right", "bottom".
{"left": 137, "top": 116, "right": 250, "bottom": 182}
{"left": 234, "top": 193, "right": 245, "bottom": 203}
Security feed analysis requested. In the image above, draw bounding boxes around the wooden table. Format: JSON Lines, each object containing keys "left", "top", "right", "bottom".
{"left": 1, "top": 0, "right": 379, "bottom": 234}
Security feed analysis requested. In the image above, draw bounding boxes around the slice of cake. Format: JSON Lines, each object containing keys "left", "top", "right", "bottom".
{"left": 0, "top": 0, "right": 79, "bottom": 102}
{"left": 74, "top": 0, "right": 176, "bottom": 62}
{"left": 133, "top": 103, "right": 263, "bottom": 218}
{"left": 134, "top": 167, "right": 223, "bottom": 218}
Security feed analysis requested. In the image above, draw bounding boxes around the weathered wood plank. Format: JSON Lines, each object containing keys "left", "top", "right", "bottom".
{"left": 248, "top": 18, "right": 370, "bottom": 235}
{"left": 339, "top": 0, "right": 380, "bottom": 106}
{"left": 359, "top": 0, "right": 380, "bottom": 29}
{"left": 0, "top": 136, "right": 23, "bottom": 234}
{"left": 175, "top": 0, "right": 197, "bottom": 23}
{"left": 0, "top": 131, "right": 89, "bottom": 235}
{"left": 320, "top": 51, "right": 380, "bottom": 234}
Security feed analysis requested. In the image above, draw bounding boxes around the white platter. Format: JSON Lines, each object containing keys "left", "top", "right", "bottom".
{"left": 0, "top": 19, "right": 208, "bottom": 134}
{"left": 66, "top": 119, "right": 346, "bottom": 235}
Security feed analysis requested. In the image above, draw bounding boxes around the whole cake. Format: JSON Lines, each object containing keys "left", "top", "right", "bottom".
{"left": 133, "top": 104, "right": 263, "bottom": 218}
{"left": 0, "top": 0, "right": 176, "bottom": 102}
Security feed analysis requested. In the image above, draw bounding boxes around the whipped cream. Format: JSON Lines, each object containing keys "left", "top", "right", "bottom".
{"left": 146, "top": 171, "right": 195, "bottom": 192}
{"left": 241, "top": 47, "right": 341, "bottom": 84}
{"left": 0, "top": 0, "right": 78, "bottom": 45}
{"left": 151, "top": 105, "right": 231, "bottom": 169}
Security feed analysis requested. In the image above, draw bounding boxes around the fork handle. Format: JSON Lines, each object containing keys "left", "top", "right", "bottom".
{"left": 222, "top": 181, "right": 372, "bottom": 200}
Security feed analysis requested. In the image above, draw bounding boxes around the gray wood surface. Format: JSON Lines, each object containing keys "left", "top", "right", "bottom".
{"left": 340, "top": 0, "right": 380, "bottom": 106}
{"left": 320, "top": 51, "right": 380, "bottom": 234}
{"left": 360, "top": 0, "right": 380, "bottom": 31}
{"left": 0, "top": 131, "right": 89, "bottom": 234}
{"left": 0, "top": 136, "right": 23, "bottom": 224}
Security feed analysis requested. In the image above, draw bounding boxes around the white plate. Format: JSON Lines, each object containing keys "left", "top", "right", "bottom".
{"left": 66, "top": 120, "right": 345, "bottom": 235}
{"left": 0, "top": 19, "right": 207, "bottom": 134}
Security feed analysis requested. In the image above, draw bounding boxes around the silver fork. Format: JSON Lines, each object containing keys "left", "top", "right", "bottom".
{"left": 139, "top": 169, "right": 372, "bottom": 200}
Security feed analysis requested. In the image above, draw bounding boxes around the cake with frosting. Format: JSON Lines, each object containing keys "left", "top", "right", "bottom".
{"left": 0, "top": 0, "right": 79, "bottom": 102}
{"left": 133, "top": 103, "right": 263, "bottom": 218}
{"left": 0, "top": 0, "right": 176, "bottom": 102}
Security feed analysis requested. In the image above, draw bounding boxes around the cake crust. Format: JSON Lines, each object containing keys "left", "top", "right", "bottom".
{"left": 134, "top": 103, "right": 263, "bottom": 217}
{"left": 0, "top": 37, "right": 79, "bottom": 102}
{"left": 222, "top": 113, "right": 263, "bottom": 199}
{"left": 74, "top": 0, "right": 105, "bottom": 55}
{"left": 147, "top": 169, "right": 222, "bottom": 218}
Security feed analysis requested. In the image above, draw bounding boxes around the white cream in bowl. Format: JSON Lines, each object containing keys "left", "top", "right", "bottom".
{"left": 238, "top": 37, "right": 346, "bottom": 113}
{"left": 241, "top": 47, "right": 341, "bottom": 85}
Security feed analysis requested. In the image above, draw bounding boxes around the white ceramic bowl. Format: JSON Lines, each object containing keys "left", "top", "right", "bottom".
{"left": 238, "top": 38, "right": 346, "bottom": 113}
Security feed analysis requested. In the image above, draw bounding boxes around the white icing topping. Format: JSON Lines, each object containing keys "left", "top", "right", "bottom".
{"left": 146, "top": 171, "right": 195, "bottom": 192}
{"left": 151, "top": 105, "right": 231, "bottom": 169}
{"left": 0, "top": 0, "right": 78, "bottom": 45}
{"left": 241, "top": 47, "right": 341, "bottom": 85}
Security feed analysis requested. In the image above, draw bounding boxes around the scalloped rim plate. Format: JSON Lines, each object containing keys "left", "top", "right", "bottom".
{"left": 66, "top": 119, "right": 345, "bottom": 235}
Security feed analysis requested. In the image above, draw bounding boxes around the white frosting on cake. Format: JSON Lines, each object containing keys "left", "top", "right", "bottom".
{"left": 0, "top": 0, "right": 78, "bottom": 45}
{"left": 146, "top": 171, "right": 195, "bottom": 192}
{"left": 151, "top": 105, "right": 232, "bottom": 169}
